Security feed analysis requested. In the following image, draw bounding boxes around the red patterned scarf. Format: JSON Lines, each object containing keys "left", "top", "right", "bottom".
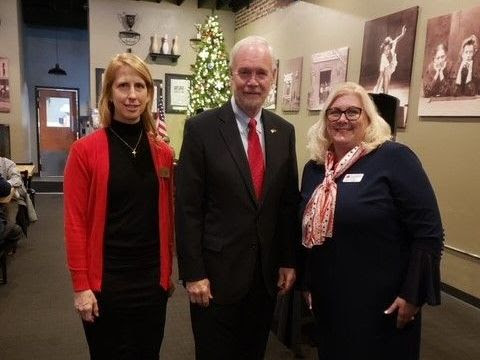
{"left": 302, "top": 144, "right": 368, "bottom": 248}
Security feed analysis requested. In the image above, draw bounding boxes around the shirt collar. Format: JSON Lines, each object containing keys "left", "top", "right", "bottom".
{"left": 231, "top": 97, "right": 262, "bottom": 132}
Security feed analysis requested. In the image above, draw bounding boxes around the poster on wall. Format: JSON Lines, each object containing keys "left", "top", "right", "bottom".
{"left": 281, "top": 57, "right": 303, "bottom": 112}
{"left": 307, "top": 47, "right": 349, "bottom": 111}
{"left": 264, "top": 59, "right": 279, "bottom": 110}
{"left": 358, "top": 6, "right": 418, "bottom": 128}
{"left": 165, "top": 74, "right": 191, "bottom": 114}
{"left": 0, "top": 57, "right": 11, "bottom": 113}
{"left": 418, "top": 5, "right": 480, "bottom": 117}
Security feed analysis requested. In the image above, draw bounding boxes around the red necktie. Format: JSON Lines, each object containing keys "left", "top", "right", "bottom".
{"left": 247, "top": 118, "right": 265, "bottom": 199}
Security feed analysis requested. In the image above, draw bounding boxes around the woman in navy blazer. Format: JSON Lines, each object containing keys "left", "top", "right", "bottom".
{"left": 300, "top": 82, "right": 443, "bottom": 360}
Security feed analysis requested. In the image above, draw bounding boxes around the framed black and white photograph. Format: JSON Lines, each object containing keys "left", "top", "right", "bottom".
{"left": 0, "top": 57, "right": 11, "bottom": 113}
{"left": 151, "top": 79, "right": 163, "bottom": 113}
{"left": 307, "top": 47, "right": 349, "bottom": 111}
{"left": 359, "top": 6, "right": 419, "bottom": 128}
{"left": 264, "top": 59, "right": 279, "bottom": 110}
{"left": 95, "top": 68, "right": 105, "bottom": 107}
{"left": 165, "top": 73, "right": 191, "bottom": 113}
{"left": 418, "top": 4, "right": 480, "bottom": 117}
{"left": 281, "top": 57, "right": 303, "bottom": 112}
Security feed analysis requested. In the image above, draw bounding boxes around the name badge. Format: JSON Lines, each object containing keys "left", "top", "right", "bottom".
{"left": 159, "top": 167, "right": 170, "bottom": 178}
{"left": 343, "top": 173, "right": 364, "bottom": 183}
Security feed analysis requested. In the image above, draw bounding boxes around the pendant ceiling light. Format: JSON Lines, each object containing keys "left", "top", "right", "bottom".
{"left": 48, "top": 28, "right": 67, "bottom": 76}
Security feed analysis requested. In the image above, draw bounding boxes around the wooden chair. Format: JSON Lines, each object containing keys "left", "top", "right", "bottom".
{"left": 19, "top": 170, "right": 36, "bottom": 208}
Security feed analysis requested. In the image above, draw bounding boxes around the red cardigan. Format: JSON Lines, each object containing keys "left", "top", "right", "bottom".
{"left": 64, "top": 129, "right": 174, "bottom": 292}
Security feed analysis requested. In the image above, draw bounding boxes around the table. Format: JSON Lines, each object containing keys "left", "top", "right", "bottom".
{"left": 15, "top": 164, "right": 35, "bottom": 177}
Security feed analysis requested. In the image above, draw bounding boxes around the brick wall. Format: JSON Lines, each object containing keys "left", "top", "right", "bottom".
{"left": 235, "top": 0, "right": 289, "bottom": 30}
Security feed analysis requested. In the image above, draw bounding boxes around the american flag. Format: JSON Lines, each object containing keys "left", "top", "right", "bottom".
{"left": 155, "top": 94, "right": 168, "bottom": 139}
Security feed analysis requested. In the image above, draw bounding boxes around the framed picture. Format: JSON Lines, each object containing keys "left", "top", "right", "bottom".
{"left": 152, "top": 79, "right": 163, "bottom": 113}
{"left": 165, "top": 73, "right": 191, "bottom": 113}
{"left": 95, "top": 68, "right": 105, "bottom": 107}
{"left": 307, "top": 47, "right": 349, "bottom": 111}
{"left": 0, "top": 57, "right": 11, "bottom": 113}
{"left": 264, "top": 59, "right": 279, "bottom": 110}
{"left": 281, "top": 57, "right": 303, "bottom": 112}
{"left": 358, "top": 6, "right": 419, "bottom": 128}
{"left": 418, "top": 4, "right": 480, "bottom": 117}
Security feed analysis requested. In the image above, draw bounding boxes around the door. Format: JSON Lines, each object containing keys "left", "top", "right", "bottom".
{"left": 36, "top": 88, "right": 79, "bottom": 177}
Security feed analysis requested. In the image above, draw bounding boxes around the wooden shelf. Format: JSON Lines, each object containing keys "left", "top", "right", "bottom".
{"left": 149, "top": 53, "right": 180, "bottom": 63}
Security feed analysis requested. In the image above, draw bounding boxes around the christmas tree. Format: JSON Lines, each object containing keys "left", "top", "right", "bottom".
{"left": 187, "top": 15, "right": 231, "bottom": 117}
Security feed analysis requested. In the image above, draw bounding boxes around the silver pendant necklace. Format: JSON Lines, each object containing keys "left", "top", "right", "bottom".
{"left": 109, "top": 127, "right": 143, "bottom": 157}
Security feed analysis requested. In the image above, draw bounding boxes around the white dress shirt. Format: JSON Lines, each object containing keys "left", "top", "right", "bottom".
{"left": 231, "top": 97, "right": 266, "bottom": 160}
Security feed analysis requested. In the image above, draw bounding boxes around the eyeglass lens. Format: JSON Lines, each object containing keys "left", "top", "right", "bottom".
{"left": 326, "top": 106, "right": 362, "bottom": 121}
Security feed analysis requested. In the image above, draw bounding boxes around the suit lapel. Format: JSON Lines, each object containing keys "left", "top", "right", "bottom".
{"left": 218, "top": 103, "right": 258, "bottom": 206}
{"left": 262, "top": 110, "right": 280, "bottom": 201}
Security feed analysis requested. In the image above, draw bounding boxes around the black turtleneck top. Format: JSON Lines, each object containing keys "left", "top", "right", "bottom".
{"left": 100, "top": 119, "right": 163, "bottom": 309}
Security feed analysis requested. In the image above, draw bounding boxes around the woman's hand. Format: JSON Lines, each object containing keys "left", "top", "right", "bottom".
{"left": 277, "top": 267, "right": 296, "bottom": 295}
{"left": 384, "top": 296, "right": 419, "bottom": 329}
{"left": 302, "top": 291, "right": 312, "bottom": 311}
{"left": 74, "top": 289, "right": 99, "bottom": 323}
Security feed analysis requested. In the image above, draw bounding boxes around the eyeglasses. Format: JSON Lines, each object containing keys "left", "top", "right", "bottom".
{"left": 234, "top": 69, "right": 270, "bottom": 81}
{"left": 325, "top": 106, "right": 363, "bottom": 121}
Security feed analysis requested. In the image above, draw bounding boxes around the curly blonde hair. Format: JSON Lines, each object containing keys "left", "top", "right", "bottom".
{"left": 98, "top": 53, "right": 156, "bottom": 135}
{"left": 307, "top": 82, "right": 392, "bottom": 164}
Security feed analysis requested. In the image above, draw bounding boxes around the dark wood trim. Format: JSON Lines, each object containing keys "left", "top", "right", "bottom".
{"left": 198, "top": 0, "right": 208, "bottom": 9}
{"left": 441, "top": 282, "right": 480, "bottom": 309}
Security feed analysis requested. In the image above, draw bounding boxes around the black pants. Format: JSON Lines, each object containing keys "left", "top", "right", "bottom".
{"left": 82, "top": 295, "right": 168, "bottom": 360}
{"left": 190, "top": 265, "right": 276, "bottom": 360}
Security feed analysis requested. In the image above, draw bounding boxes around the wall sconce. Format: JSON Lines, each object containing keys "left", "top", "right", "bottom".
{"left": 118, "top": 13, "right": 140, "bottom": 52}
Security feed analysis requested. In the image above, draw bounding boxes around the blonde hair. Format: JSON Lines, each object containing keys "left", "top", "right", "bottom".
{"left": 98, "top": 53, "right": 156, "bottom": 134}
{"left": 307, "top": 82, "right": 392, "bottom": 164}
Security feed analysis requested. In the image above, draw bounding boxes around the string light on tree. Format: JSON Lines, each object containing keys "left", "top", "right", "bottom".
{"left": 187, "top": 15, "right": 231, "bottom": 117}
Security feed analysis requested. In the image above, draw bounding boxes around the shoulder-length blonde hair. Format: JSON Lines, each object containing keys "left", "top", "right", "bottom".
{"left": 307, "top": 82, "right": 392, "bottom": 164}
{"left": 98, "top": 53, "right": 156, "bottom": 135}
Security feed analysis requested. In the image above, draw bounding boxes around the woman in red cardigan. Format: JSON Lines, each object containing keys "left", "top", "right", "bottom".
{"left": 64, "top": 53, "right": 175, "bottom": 359}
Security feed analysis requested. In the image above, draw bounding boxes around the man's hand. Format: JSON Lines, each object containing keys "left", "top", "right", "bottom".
{"left": 186, "top": 278, "right": 213, "bottom": 307}
{"left": 277, "top": 267, "right": 296, "bottom": 295}
{"left": 384, "top": 296, "right": 419, "bottom": 329}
